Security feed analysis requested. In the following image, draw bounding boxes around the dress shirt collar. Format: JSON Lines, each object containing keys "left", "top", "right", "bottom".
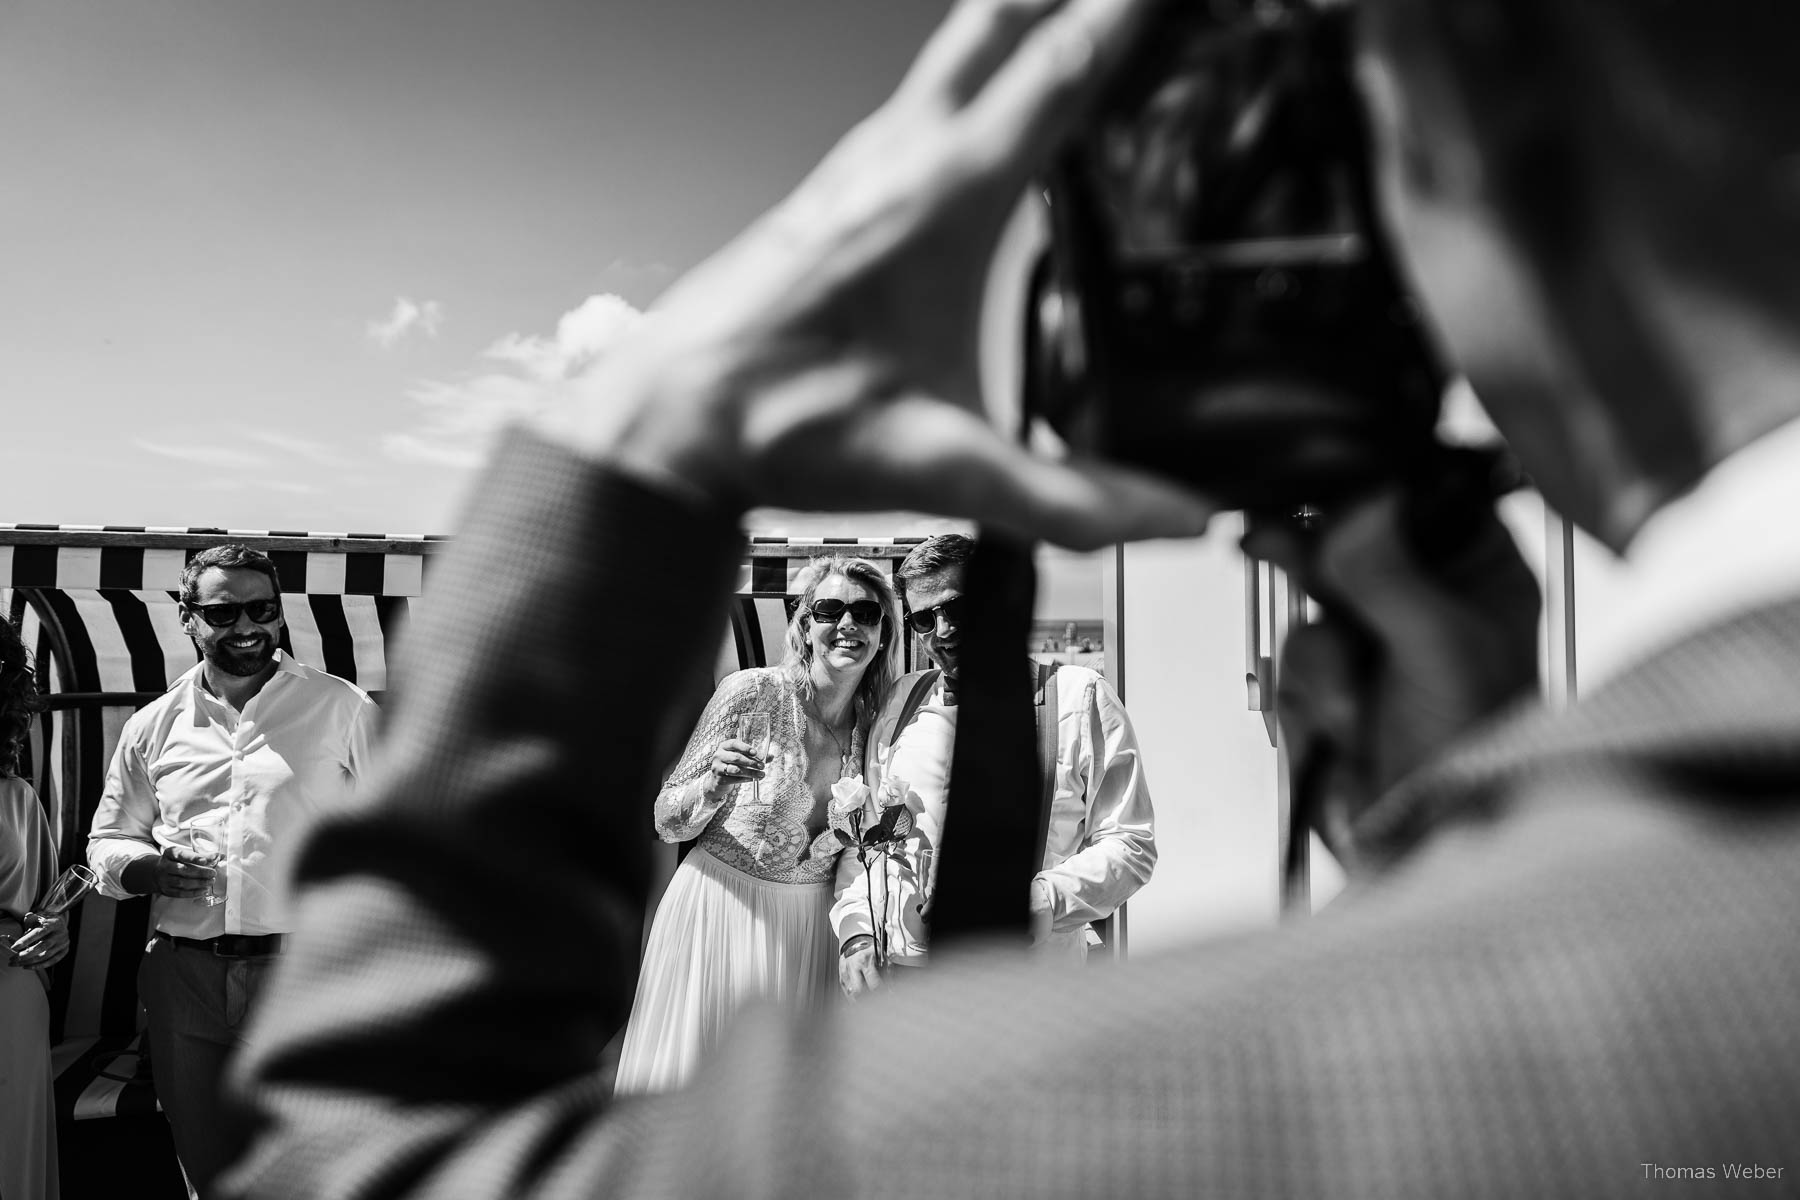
{"left": 1581, "top": 413, "right": 1800, "bottom": 688}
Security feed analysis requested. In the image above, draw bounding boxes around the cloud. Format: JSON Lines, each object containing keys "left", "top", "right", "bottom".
{"left": 383, "top": 293, "right": 648, "bottom": 467}
{"left": 133, "top": 439, "right": 277, "bottom": 469}
{"left": 367, "top": 297, "right": 445, "bottom": 348}
{"left": 239, "top": 428, "right": 355, "bottom": 468}
{"left": 191, "top": 478, "right": 320, "bottom": 496}
{"left": 481, "top": 294, "right": 646, "bottom": 382}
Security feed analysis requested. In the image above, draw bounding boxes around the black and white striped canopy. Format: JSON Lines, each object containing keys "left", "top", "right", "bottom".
{"left": 3, "top": 524, "right": 926, "bottom": 1121}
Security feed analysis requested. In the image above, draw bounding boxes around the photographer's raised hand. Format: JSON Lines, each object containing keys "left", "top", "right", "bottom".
{"left": 567, "top": 0, "right": 1215, "bottom": 551}
{"left": 1245, "top": 491, "right": 1541, "bottom": 873}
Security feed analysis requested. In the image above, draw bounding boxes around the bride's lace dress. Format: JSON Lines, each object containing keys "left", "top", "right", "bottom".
{"left": 615, "top": 666, "right": 865, "bottom": 1094}
{"left": 652, "top": 668, "right": 861, "bottom": 884}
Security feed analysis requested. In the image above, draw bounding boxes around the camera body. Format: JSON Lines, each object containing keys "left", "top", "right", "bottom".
{"left": 1026, "top": 0, "right": 1452, "bottom": 513}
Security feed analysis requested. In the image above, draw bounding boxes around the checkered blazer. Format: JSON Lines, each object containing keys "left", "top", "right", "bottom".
{"left": 224, "top": 431, "right": 1800, "bottom": 1199}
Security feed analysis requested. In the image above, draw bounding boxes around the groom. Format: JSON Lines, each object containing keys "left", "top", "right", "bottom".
{"left": 831, "top": 533, "right": 1156, "bottom": 996}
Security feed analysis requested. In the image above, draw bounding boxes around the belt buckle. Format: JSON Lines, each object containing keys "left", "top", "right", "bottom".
{"left": 212, "top": 934, "right": 255, "bottom": 957}
{"left": 212, "top": 933, "right": 278, "bottom": 957}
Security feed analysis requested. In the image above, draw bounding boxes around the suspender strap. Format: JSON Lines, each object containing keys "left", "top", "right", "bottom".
{"left": 1033, "top": 665, "right": 1059, "bottom": 866}
{"left": 894, "top": 670, "right": 941, "bottom": 744}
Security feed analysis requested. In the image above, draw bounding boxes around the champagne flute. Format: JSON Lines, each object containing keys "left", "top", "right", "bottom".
{"left": 913, "top": 846, "right": 938, "bottom": 925}
{"left": 189, "top": 827, "right": 225, "bottom": 907}
{"left": 34, "top": 864, "right": 97, "bottom": 917}
{"left": 7, "top": 864, "right": 98, "bottom": 964}
{"left": 736, "top": 713, "right": 772, "bottom": 807}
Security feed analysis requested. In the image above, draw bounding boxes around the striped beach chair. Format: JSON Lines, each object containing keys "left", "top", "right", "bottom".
{"left": 1, "top": 526, "right": 924, "bottom": 1148}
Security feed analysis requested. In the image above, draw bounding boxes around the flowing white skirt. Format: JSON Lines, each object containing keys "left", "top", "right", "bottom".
{"left": 613, "top": 845, "right": 834, "bottom": 1096}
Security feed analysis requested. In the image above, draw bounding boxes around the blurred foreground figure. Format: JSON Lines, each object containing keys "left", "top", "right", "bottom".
{"left": 226, "top": 0, "right": 1800, "bottom": 1195}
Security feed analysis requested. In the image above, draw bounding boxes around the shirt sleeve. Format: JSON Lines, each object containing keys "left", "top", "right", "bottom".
{"left": 87, "top": 725, "right": 162, "bottom": 899}
{"left": 1035, "top": 671, "right": 1157, "bottom": 932}
{"left": 651, "top": 670, "right": 761, "bottom": 843}
{"left": 830, "top": 835, "right": 876, "bottom": 943}
{"left": 343, "top": 695, "right": 379, "bottom": 787}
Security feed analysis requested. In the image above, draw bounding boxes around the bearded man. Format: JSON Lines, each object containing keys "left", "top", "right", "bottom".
{"left": 88, "top": 543, "right": 375, "bottom": 1199}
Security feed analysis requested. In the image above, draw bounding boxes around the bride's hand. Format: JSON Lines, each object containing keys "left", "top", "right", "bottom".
{"left": 709, "top": 739, "right": 767, "bottom": 786}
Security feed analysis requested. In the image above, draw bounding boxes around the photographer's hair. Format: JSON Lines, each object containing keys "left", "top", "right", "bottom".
{"left": 180, "top": 544, "right": 282, "bottom": 606}
{"left": 894, "top": 533, "right": 975, "bottom": 608}
{"left": 0, "top": 617, "right": 46, "bottom": 780}
{"left": 1389, "top": 0, "right": 1800, "bottom": 321}
{"left": 781, "top": 555, "right": 902, "bottom": 724}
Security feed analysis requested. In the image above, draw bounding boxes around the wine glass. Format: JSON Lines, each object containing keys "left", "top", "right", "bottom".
{"left": 9, "top": 865, "right": 97, "bottom": 961}
{"left": 188, "top": 828, "right": 225, "bottom": 907}
{"left": 34, "top": 864, "right": 97, "bottom": 917}
{"left": 736, "top": 713, "right": 773, "bottom": 807}
{"left": 912, "top": 846, "right": 938, "bottom": 925}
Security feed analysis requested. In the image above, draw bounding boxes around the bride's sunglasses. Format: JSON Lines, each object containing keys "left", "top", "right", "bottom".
{"left": 808, "top": 598, "right": 884, "bottom": 627}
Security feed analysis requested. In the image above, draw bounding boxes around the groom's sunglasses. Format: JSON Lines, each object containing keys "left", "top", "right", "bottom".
{"left": 809, "top": 598, "right": 885, "bottom": 627}
{"left": 186, "top": 598, "right": 283, "bottom": 627}
{"left": 902, "top": 597, "right": 965, "bottom": 635}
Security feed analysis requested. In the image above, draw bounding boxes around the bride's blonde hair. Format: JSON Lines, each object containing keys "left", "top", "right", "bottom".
{"left": 780, "top": 554, "right": 902, "bottom": 728}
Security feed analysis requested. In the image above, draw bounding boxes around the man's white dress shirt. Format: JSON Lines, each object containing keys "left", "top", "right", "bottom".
{"left": 89, "top": 650, "right": 376, "bottom": 938}
{"left": 831, "top": 664, "right": 1156, "bottom": 963}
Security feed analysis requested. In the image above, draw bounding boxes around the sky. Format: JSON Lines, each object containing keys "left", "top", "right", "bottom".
{"left": 1, "top": 1, "right": 960, "bottom": 528}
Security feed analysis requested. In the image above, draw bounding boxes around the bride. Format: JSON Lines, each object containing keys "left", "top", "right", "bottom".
{"left": 613, "top": 553, "right": 900, "bottom": 1095}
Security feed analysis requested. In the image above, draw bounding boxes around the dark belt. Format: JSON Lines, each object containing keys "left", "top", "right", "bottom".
{"left": 156, "top": 931, "right": 284, "bottom": 958}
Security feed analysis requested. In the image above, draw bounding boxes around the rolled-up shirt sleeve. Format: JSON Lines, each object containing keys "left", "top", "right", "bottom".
{"left": 88, "top": 730, "right": 163, "bottom": 899}
{"left": 830, "top": 842, "right": 876, "bottom": 943}
{"left": 1036, "top": 671, "right": 1157, "bottom": 932}
{"left": 343, "top": 699, "right": 377, "bottom": 787}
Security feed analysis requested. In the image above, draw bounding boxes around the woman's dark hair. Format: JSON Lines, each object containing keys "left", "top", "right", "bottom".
{"left": 0, "top": 617, "right": 46, "bottom": 779}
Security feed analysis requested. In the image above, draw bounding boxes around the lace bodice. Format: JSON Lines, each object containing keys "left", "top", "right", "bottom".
{"left": 653, "top": 668, "right": 864, "bottom": 884}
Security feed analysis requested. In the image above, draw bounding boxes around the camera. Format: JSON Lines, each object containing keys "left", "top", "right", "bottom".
{"left": 1025, "top": 0, "right": 1462, "bottom": 515}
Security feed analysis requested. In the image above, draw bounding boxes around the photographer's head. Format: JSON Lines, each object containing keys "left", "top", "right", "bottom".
{"left": 1359, "top": 0, "right": 1800, "bottom": 550}
{"left": 896, "top": 534, "right": 975, "bottom": 682}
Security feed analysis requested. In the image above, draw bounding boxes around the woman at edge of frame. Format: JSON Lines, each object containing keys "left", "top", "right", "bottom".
{"left": 612, "top": 553, "right": 902, "bottom": 1095}
{"left": 1, "top": 616, "right": 71, "bottom": 1200}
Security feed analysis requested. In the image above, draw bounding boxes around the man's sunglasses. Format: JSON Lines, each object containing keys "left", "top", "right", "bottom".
{"left": 903, "top": 597, "right": 965, "bottom": 635}
{"left": 186, "top": 598, "right": 283, "bottom": 628}
{"left": 809, "top": 598, "right": 885, "bottom": 627}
